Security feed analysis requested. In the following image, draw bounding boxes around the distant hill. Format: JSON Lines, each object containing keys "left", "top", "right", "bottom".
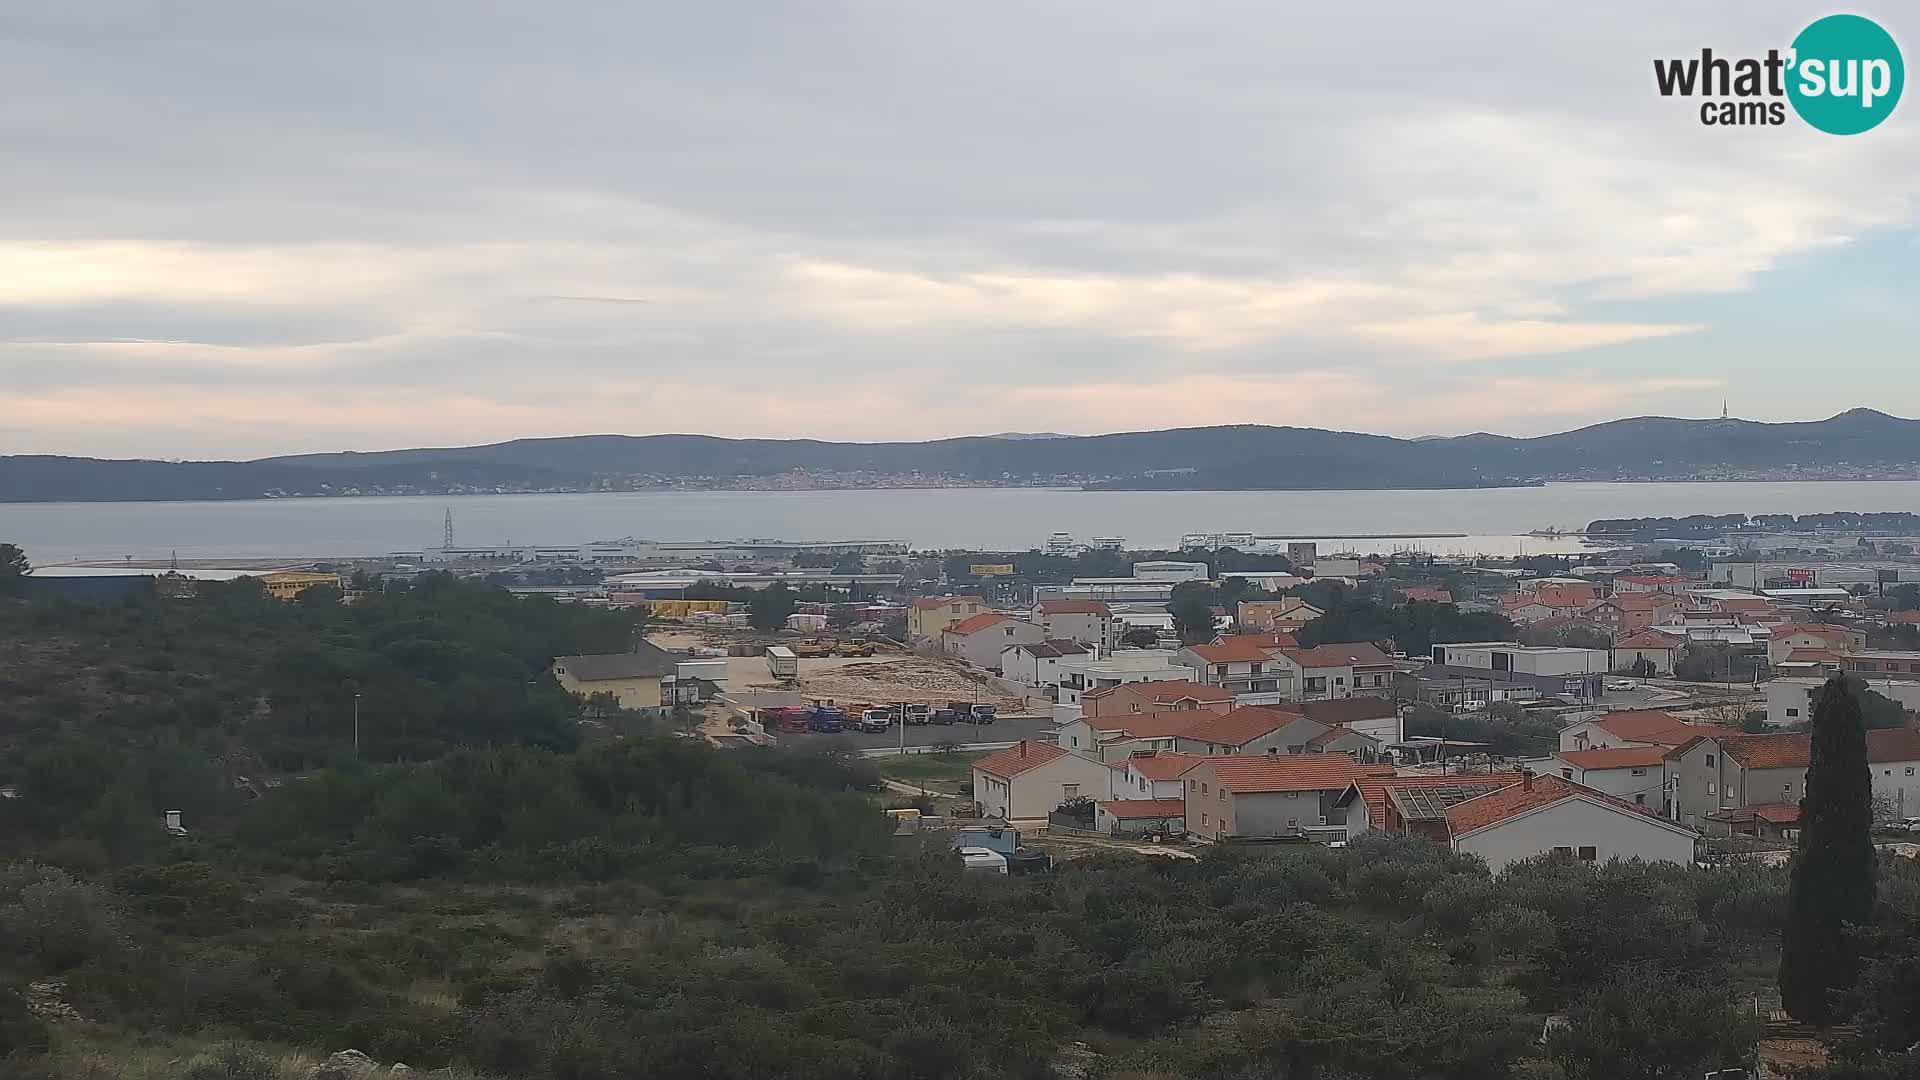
{"left": 4, "top": 410, "right": 1918, "bottom": 502}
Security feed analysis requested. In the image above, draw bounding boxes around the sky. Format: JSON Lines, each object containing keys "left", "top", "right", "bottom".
{"left": 2, "top": 2, "right": 1917, "bottom": 459}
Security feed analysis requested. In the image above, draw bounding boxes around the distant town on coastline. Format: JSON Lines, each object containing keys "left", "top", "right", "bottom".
{"left": 3, "top": 408, "right": 1919, "bottom": 502}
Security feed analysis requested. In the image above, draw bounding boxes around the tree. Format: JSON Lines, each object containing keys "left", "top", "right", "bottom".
{"left": 1780, "top": 677, "right": 1878, "bottom": 1023}
{"left": 1631, "top": 656, "right": 1656, "bottom": 679}
{"left": 0, "top": 543, "right": 27, "bottom": 598}
{"left": 747, "top": 583, "right": 797, "bottom": 631}
{"left": 1169, "top": 582, "right": 1217, "bottom": 646}
{"left": 1119, "top": 627, "right": 1159, "bottom": 649}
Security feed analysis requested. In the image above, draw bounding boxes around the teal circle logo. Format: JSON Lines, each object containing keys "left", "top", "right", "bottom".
{"left": 1787, "top": 14, "right": 1903, "bottom": 134}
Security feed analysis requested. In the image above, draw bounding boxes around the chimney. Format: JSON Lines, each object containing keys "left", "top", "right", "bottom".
{"left": 1520, "top": 771, "right": 1532, "bottom": 792}
{"left": 1019, "top": 742, "right": 1027, "bottom": 758}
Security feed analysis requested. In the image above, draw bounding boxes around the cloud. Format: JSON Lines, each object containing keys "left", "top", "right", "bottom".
{"left": 0, "top": 2, "right": 1913, "bottom": 456}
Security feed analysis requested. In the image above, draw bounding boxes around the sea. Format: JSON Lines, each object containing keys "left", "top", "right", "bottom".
{"left": 8, "top": 480, "right": 1920, "bottom": 565}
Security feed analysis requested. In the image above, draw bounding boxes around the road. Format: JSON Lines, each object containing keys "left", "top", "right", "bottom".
{"left": 772, "top": 712, "right": 1056, "bottom": 751}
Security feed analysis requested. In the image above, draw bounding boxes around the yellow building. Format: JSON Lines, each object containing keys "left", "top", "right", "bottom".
{"left": 258, "top": 571, "right": 343, "bottom": 601}
{"left": 908, "top": 595, "right": 988, "bottom": 641}
{"left": 551, "top": 642, "right": 679, "bottom": 710}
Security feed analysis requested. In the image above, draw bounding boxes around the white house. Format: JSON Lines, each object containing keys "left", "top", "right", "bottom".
{"left": 999, "top": 639, "right": 1091, "bottom": 689}
{"left": 1611, "top": 630, "right": 1684, "bottom": 676}
{"left": 1054, "top": 650, "right": 1191, "bottom": 705}
{"left": 1557, "top": 710, "right": 1739, "bottom": 753}
{"left": 1442, "top": 774, "right": 1699, "bottom": 873}
{"left": 1432, "top": 642, "right": 1609, "bottom": 677}
{"left": 1108, "top": 750, "right": 1204, "bottom": 800}
{"left": 1270, "top": 642, "right": 1395, "bottom": 700}
{"left": 943, "top": 613, "right": 1044, "bottom": 671}
{"left": 1550, "top": 746, "right": 1669, "bottom": 809}
{"left": 1030, "top": 599, "right": 1117, "bottom": 650}
{"left": 1176, "top": 636, "right": 1295, "bottom": 701}
{"left": 1768, "top": 676, "right": 1920, "bottom": 728}
{"left": 970, "top": 741, "right": 1118, "bottom": 820}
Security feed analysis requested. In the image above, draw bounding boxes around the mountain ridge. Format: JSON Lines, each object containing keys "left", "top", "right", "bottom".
{"left": 3, "top": 410, "right": 1917, "bottom": 502}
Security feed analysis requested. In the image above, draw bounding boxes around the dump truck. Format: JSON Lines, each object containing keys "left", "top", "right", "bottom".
{"left": 790, "top": 640, "right": 835, "bottom": 659}
{"left": 835, "top": 640, "right": 876, "bottom": 658}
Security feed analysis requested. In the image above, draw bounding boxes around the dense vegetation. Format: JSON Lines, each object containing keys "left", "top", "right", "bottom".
{"left": 3, "top": 577, "right": 1917, "bottom": 1080}
{"left": 0, "top": 574, "right": 641, "bottom": 784}
{"left": 11, "top": 725, "right": 1915, "bottom": 1080}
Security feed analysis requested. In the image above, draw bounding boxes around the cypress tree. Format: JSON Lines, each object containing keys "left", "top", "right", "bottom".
{"left": 1778, "top": 675, "right": 1877, "bottom": 1023}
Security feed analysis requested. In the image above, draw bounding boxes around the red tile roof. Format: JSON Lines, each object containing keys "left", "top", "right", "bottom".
{"left": 1888, "top": 611, "right": 1920, "bottom": 625}
{"left": 913, "top": 595, "right": 984, "bottom": 610}
{"left": 1868, "top": 727, "right": 1920, "bottom": 763}
{"left": 1086, "top": 679, "right": 1233, "bottom": 704}
{"left": 1784, "top": 648, "right": 1844, "bottom": 665}
{"left": 972, "top": 740, "right": 1068, "bottom": 779}
{"left": 1178, "top": 706, "right": 1310, "bottom": 748}
{"left": 1590, "top": 710, "right": 1739, "bottom": 747}
{"left": 1556, "top": 746, "right": 1669, "bottom": 770}
{"left": 1274, "top": 696, "right": 1398, "bottom": 726}
{"left": 1306, "top": 726, "right": 1378, "bottom": 749}
{"left": 1035, "top": 599, "right": 1112, "bottom": 616}
{"left": 1346, "top": 772, "right": 1524, "bottom": 829}
{"left": 1747, "top": 802, "right": 1801, "bottom": 825}
{"left": 1121, "top": 750, "right": 1205, "bottom": 781}
{"left": 1399, "top": 587, "right": 1454, "bottom": 604}
{"left": 944, "top": 612, "right": 1007, "bottom": 636}
{"left": 1097, "top": 798, "right": 1188, "bottom": 820}
{"left": 1201, "top": 755, "right": 1388, "bottom": 794}
{"left": 1443, "top": 773, "right": 1690, "bottom": 838}
{"left": 1093, "top": 714, "right": 1208, "bottom": 739}
{"left": 1719, "top": 733, "right": 1811, "bottom": 769}
{"left": 1279, "top": 642, "right": 1393, "bottom": 668}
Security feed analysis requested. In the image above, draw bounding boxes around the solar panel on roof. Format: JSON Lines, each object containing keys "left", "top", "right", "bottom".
{"left": 1387, "top": 781, "right": 1510, "bottom": 821}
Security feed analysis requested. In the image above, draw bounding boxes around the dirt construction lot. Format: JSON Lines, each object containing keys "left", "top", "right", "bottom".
{"left": 726, "top": 653, "right": 1025, "bottom": 711}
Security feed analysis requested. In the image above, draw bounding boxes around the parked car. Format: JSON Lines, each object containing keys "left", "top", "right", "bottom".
{"left": 1453, "top": 700, "right": 1488, "bottom": 714}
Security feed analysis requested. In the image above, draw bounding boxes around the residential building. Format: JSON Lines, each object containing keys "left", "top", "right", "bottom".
{"left": 1304, "top": 725, "right": 1386, "bottom": 760}
{"left": 1030, "top": 599, "right": 1117, "bottom": 650}
{"left": 259, "top": 570, "right": 343, "bottom": 600}
{"left": 1615, "top": 574, "right": 1695, "bottom": 597}
{"left": 1397, "top": 667, "right": 1545, "bottom": 709}
{"left": 1081, "top": 679, "right": 1234, "bottom": 721}
{"left": 1108, "top": 750, "right": 1205, "bottom": 800}
{"left": 1442, "top": 774, "right": 1699, "bottom": 873}
{"left": 1094, "top": 798, "right": 1188, "bottom": 837}
{"left": 1551, "top": 747, "right": 1668, "bottom": 808}
{"left": 1398, "top": 586, "right": 1453, "bottom": 605}
{"left": 1432, "top": 642, "right": 1610, "bottom": 677}
{"left": 999, "top": 639, "right": 1090, "bottom": 689}
{"left": 1338, "top": 773, "right": 1523, "bottom": 839}
{"left": 1057, "top": 713, "right": 1206, "bottom": 761}
{"left": 551, "top": 642, "right": 681, "bottom": 710}
{"left": 1182, "top": 755, "right": 1386, "bottom": 842}
{"left": 1054, "top": 651, "right": 1191, "bottom": 706}
{"left": 1273, "top": 696, "right": 1405, "bottom": 743}
{"left": 1611, "top": 630, "right": 1684, "bottom": 675}
{"left": 971, "top": 741, "right": 1118, "bottom": 820}
{"left": 1767, "top": 623, "right": 1869, "bottom": 666}
{"left": 1237, "top": 598, "right": 1323, "bottom": 632}
{"left": 1313, "top": 557, "right": 1364, "bottom": 578}
{"left": 942, "top": 614, "right": 1044, "bottom": 670}
{"left": 1667, "top": 728, "right": 1920, "bottom": 825}
{"left": 1835, "top": 650, "right": 1920, "bottom": 681}
{"left": 1173, "top": 707, "right": 1330, "bottom": 756}
{"left": 908, "top": 595, "right": 987, "bottom": 641}
{"left": 1768, "top": 675, "right": 1920, "bottom": 727}
{"left": 1176, "top": 637, "right": 1295, "bottom": 700}
{"left": 1270, "top": 642, "right": 1395, "bottom": 700}
{"left": 1558, "top": 710, "right": 1740, "bottom": 753}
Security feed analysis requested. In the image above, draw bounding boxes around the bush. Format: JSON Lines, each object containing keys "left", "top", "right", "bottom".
{"left": 0, "top": 863, "right": 124, "bottom": 973}
{"left": 185, "top": 1044, "right": 276, "bottom": 1080}
{"left": 0, "top": 985, "right": 50, "bottom": 1060}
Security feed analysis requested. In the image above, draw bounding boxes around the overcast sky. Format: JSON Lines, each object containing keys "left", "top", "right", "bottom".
{"left": 2, "top": 2, "right": 1916, "bottom": 458}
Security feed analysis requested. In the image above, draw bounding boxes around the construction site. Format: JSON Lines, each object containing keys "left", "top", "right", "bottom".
{"left": 648, "top": 625, "right": 1026, "bottom": 711}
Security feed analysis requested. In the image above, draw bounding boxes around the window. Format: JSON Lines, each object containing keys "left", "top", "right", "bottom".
{"left": 1201, "top": 813, "right": 1208, "bottom": 826}
{"left": 1631, "top": 768, "right": 1646, "bottom": 776}
{"left": 1201, "top": 783, "right": 1209, "bottom": 794}
{"left": 1553, "top": 845, "right": 1572, "bottom": 855}
{"left": 1250, "top": 662, "right": 1263, "bottom": 675}
{"left": 1705, "top": 754, "right": 1716, "bottom": 767}
{"left": 1707, "top": 782, "right": 1716, "bottom": 795}
{"left": 1787, "top": 708, "right": 1800, "bottom": 717}
{"left": 1578, "top": 846, "right": 1598, "bottom": 861}
{"left": 1070, "top": 736, "right": 1078, "bottom": 747}
{"left": 1335, "top": 676, "right": 1346, "bottom": 685}
{"left": 1560, "top": 768, "right": 1573, "bottom": 780}
{"left": 1634, "top": 794, "right": 1645, "bottom": 805}
{"left": 1267, "top": 746, "right": 1278, "bottom": 754}
{"left": 1908, "top": 767, "right": 1915, "bottom": 776}
{"left": 1063, "top": 785, "right": 1079, "bottom": 798}
{"left": 1286, "top": 818, "right": 1297, "bottom": 828}
{"left": 1131, "top": 704, "right": 1141, "bottom": 713}
{"left": 1189, "top": 779, "right": 1196, "bottom": 791}
{"left": 1218, "top": 789, "right": 1225, "bottom": 801}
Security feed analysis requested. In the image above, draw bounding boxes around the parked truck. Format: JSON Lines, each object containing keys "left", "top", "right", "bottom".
{"left": 765, "top": 646, "right": 798, "bottom": 680}
{"left": 790, "top": 640, "right": 835, "bottom": 659}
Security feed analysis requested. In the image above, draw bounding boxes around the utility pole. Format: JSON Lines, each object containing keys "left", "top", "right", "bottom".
{"left": 352, "top": 691, "right": 363, "bottom": 758}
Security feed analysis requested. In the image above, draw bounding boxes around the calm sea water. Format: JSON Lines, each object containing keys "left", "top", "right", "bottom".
{"left": 8, "top": 481, "right": 1920, "bottom": 564}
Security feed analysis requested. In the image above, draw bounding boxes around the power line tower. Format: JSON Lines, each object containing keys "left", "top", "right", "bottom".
{"left": 443, "top": 508, "right": 455, "bottom": 549}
